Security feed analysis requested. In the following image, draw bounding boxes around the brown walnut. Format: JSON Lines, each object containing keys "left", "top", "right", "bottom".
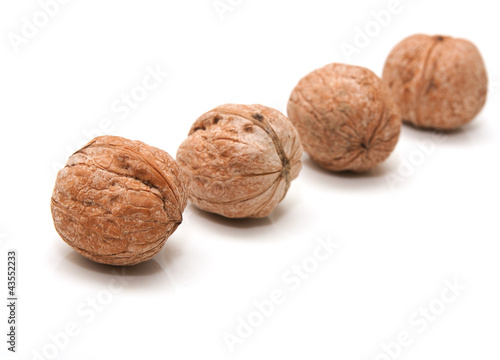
{"left": 382, "top": 34, "right": 488, "bottom": 130}
{"left": 176, "top": 104, "right": 302, "bottom": 218}
{"left": 51, "top": 136, "right": 187, "bottom": 266}
{"left": 287, "top": 63, "right": 401, "bottom": 172}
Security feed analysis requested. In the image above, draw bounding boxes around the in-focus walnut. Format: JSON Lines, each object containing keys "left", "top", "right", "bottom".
{"left": 287, "top": 63, "right": 401, "bottom": 172}
{"left": 176, "top": 104, "right": 302, "bottom": 218}
{"left": 51, "top": 136, "right": 187, "bottom": 266}
{"left": 382, "top": 34, "right": 488, "bottom": 130}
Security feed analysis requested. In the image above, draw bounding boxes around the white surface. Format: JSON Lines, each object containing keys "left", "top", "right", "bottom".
{"left": 0, "top": 0, "right": 499, "bottom": 359}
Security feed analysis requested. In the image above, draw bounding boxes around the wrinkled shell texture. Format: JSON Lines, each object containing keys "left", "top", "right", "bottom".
{"left": 176, "top": 104, "right": 303, "bottom": 218}
{"left": 382, "top": 34, "right": 488, "bottom": 130}
{"left": 51, "top": 136, "right": 187, "bottom": 266}
{"left": 287, "top": 63, "right": 401, "bottom": 172}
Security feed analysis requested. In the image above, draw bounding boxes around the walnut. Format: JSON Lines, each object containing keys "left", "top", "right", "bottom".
{"left": 176, "top": 104, "right": 302, "bottom": 218}
{"left": 287, "top": 63, "right": 401, "bottom": 172}
{"left": 382, "top": 34, "right": 488, "bottom": 130}
{"left": 51, "top": 136, "right": 187, "bottom": 266}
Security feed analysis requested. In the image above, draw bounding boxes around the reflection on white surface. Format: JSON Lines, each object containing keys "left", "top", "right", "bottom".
{"left": 54, "top": 241, "right": 181, "bottom": 293}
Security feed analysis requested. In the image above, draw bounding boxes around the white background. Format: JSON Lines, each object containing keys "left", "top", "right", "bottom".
{"left": 1, "top": 0, "right": 499, "bottom": 359}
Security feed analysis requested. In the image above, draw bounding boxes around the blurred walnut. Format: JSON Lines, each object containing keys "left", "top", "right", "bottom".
{"left": 383, "top": 34, "right": 488, "bottom": 130}
{"left": 287, "top": 63, "right": 401, "bottom": 172}
{"left": 176, "top": 104, "right": 302, "bottom": 218}
{"left": 51, "top": 136, "right": 187, "bottom": 266}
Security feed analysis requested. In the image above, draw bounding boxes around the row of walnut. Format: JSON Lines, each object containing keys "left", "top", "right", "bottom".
{"left": 51, "top": 33, "right": 488, "bottom": 266}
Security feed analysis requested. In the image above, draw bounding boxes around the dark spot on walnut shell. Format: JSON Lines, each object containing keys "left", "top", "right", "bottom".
{"left": 252, "top": 113, "right": 264, "bottom": 121}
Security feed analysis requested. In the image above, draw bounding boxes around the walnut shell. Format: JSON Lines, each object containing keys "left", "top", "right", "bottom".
{"left": 287, "top": 63, "right": 401, "bottom": 172}
{"left": 382, "top": 34, "right": 488, "bottom": 130}
{"left": 176, "top": 104, "right": 302, "bottom": 218}
{"left": 51, "top": 136, "right": 187, "bottom": 266}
